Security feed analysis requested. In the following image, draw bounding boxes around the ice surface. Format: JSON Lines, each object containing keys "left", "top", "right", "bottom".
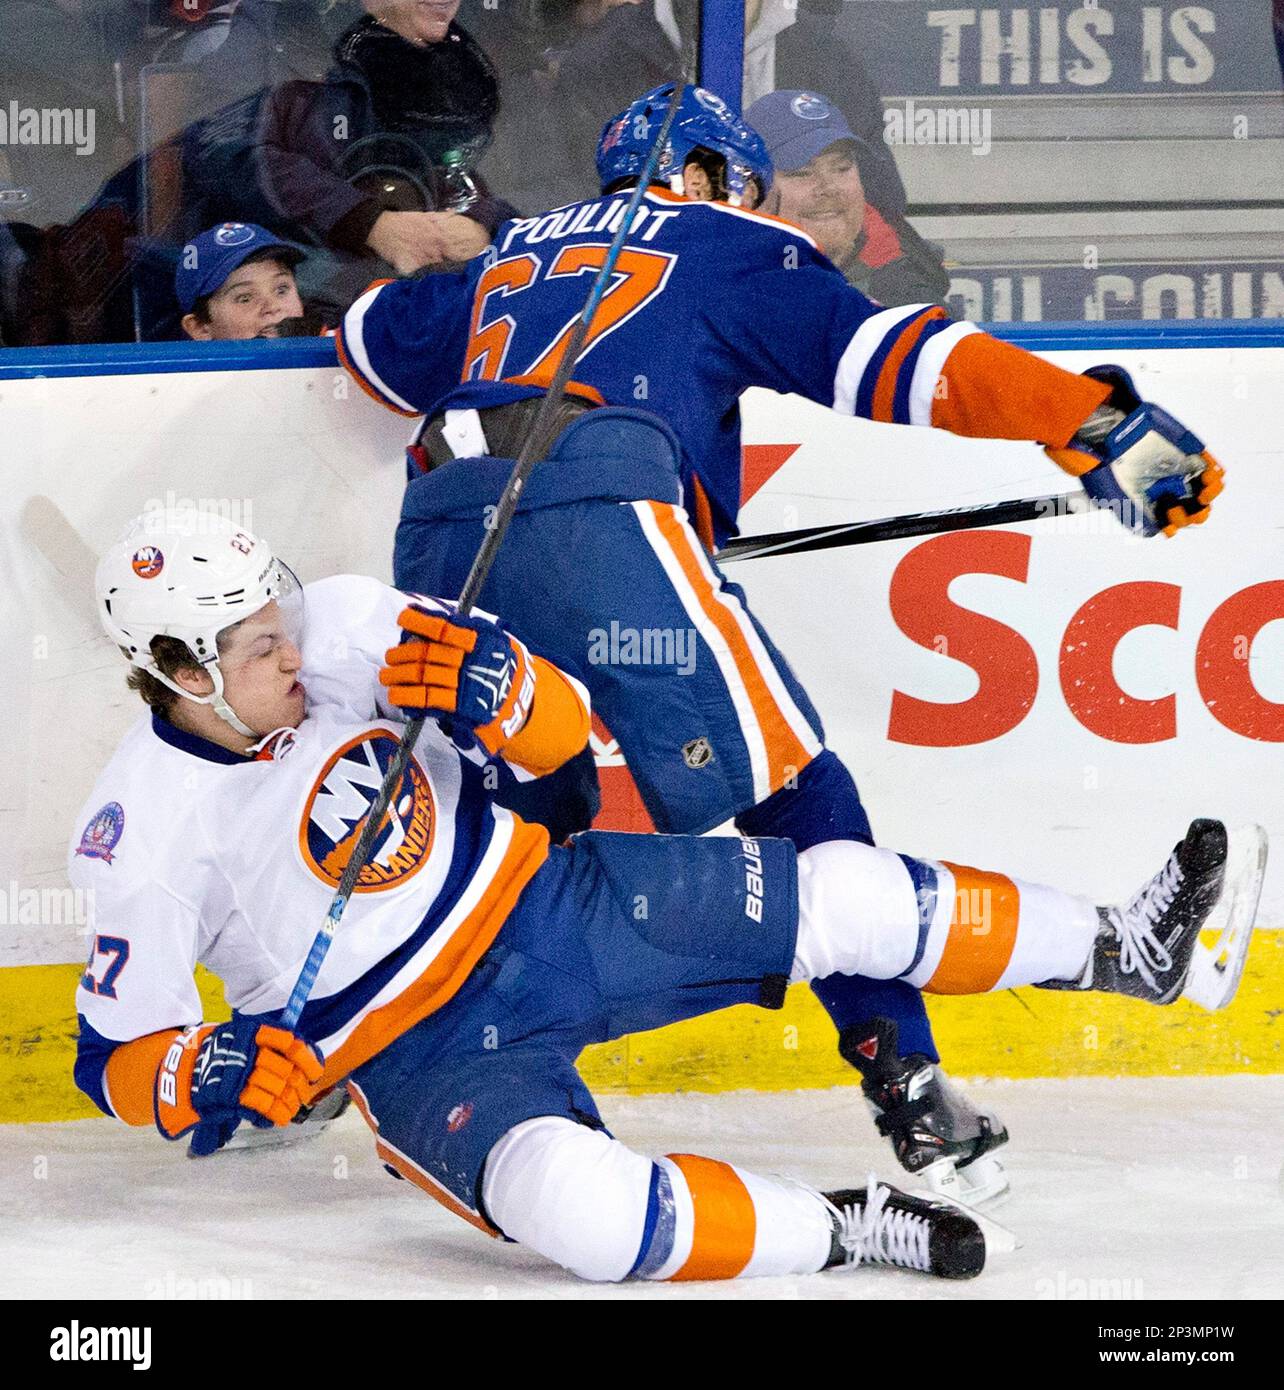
{"left": 5, "top": 1078, "right": 1282, "bottom": 1300}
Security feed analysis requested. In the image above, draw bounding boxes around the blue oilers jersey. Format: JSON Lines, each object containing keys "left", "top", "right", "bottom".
{"left": 339, "top": 189, "right": 1110, "bottom": 546}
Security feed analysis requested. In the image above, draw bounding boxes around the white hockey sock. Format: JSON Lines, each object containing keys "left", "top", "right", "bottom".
{"left": 791, "top": 840, "right": 1098, "bottom": 993}
{"left": 482, "top": 1116, "right": 834, "bottom": 1283}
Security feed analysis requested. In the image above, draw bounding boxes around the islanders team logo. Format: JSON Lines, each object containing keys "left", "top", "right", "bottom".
{"left": 76, "top": 802, "right": 124, "bottom": 864}
{"left": 298, "top": 731, "right": 435, "bottom": 893}
{"left": 131, "top": 546, "right": 164, "bottom": 579}
{"left": 446, "top": 1102, "right": 474, "bottom": 1134}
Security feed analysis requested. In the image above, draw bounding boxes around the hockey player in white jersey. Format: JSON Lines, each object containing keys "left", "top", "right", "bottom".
{"left": 70, "top": 508, "right": 1264, "bottom": 1284}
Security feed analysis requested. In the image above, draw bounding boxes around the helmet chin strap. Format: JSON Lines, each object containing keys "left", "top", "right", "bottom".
{"left": 149, "top": 660, "right": 258, "bottom": 740}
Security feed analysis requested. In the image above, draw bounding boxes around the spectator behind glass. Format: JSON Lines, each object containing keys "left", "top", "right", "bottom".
{"left": 176, "top": 221, "right": 325, "bottom": 340}
{"left": 182, "top": 0, "right": 513, "bottom": 319}
{"left": 747, "top": 90, "right": 949, "bottom": 309}
{"left": 0, "top": 0, "right": 138, "bottom": 344}
{"left": 195, "top": 0, "right": 362, "bottom": 109}
{"left": 533, "top": 1, "right": 907, "bottom": 215}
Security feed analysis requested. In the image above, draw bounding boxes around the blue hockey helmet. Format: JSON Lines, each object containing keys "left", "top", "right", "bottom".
{"left": 595, "top": 84, "right": 773, "bottom": 208}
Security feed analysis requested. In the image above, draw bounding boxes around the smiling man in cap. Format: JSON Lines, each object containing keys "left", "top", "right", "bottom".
{"left": 746, "top": 89, "right": 950, "bottom": 308}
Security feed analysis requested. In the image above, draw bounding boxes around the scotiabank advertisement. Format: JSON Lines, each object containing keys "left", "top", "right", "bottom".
{"left": 598, "top": 349, "right": 1284, "bottom": 920}
{"left": 2, "top": 340, "right": 1281, "bottom": 973}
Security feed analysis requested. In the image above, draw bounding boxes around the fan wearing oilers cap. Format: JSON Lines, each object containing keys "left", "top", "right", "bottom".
{"left": 176, "top": 222, "right": 328, "bottom": 341}
{"left": 745, "top": 89, "right": 950, "bottom": 308}
{"left": 70, "top": 504, "right": 1261, "bottom": 1285}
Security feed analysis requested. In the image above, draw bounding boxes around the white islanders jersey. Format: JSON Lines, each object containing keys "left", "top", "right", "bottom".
{"left": 70, "top": 575, "right": 557, "bottom": 1107}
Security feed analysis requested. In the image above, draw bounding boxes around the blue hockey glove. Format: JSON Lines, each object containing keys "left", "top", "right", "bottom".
{"left": 1046, "top": 366, "right": 1224, "bottom": 537}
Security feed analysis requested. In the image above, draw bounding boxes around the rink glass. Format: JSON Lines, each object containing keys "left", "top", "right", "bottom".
{"left": 0, "top": 1, "right": 1279, "bottom": 345}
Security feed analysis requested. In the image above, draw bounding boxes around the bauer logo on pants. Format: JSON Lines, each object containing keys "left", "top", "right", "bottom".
{"left": 297, "top": 731, "right": 436, "bottom": 892}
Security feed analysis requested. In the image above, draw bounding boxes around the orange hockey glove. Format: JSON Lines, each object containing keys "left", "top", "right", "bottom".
{"left": 381, "top": 604, "right": 535, "bottom": 757}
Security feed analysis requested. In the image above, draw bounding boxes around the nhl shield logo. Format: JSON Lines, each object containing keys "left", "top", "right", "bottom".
{"left": 298, "top": 730, "right": 436, "bottom": 893}
{"left": 682, "top": 736, "right": 714, "bottom": 770}
{"left": 600, "top": 116, "right": 626, "bottom": 153}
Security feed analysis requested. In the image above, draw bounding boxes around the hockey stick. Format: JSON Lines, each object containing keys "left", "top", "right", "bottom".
{"left": 715, "top": 491, "right": 1089, "bottom": 564}
{"left": 20, "top": 496, "right": 101, "bottom": 612}
{"left": 278, "top": 73, "right": 692, "bottom": 1033}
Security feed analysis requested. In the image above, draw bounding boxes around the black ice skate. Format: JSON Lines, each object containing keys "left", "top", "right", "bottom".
{"left": 822, "top": 1180, "right": 987, "bottom": 1280}
{"left": 840, "top": 1017, "right": 1010, "bottom": 1206}
{"left": 1040, "top": 819, "right": 1266, "bottom": 1008}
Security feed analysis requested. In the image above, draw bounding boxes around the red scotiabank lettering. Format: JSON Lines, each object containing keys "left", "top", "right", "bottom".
{"left": 1196, "top": 582, "right": 1284, "bottom": 741}
{"left": 888, "top": 537, "right": 1284, "bottom": 746}
{"left": 1060, "top": 582, "right": 1180, "bottom": 744}
{"left": 887, "top": 531, "right": 1038, "bottom": 747}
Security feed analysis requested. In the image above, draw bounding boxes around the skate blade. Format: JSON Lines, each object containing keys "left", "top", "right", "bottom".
{"left": 919, "top": 1173, "right": 1021, "bottom": 1255}
{"left": 1182, "top": 823, "right": 1268, "bottom": 1012}
{"left": 920, "top": 1154, "right": 1011, "bottom": 1211}
{"left": 210, "top": 1122, "right": 336, "bottom": 1155}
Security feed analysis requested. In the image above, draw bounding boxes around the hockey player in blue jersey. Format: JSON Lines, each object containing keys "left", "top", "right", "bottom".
{"left": 335, "top": 84, "right": 1224, "bottom": 1202}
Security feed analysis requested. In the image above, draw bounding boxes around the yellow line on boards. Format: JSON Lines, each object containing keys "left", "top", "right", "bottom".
{"left": 3, "top": 933, "right": 1279, "bottom": 1124}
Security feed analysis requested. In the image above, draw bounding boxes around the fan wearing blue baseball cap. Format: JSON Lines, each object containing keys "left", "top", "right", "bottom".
{"left": 746, "top": 90, "right": 949, "bottom": 309}
{"left": 176, "top": 222, "right": 315, "bottom": 341}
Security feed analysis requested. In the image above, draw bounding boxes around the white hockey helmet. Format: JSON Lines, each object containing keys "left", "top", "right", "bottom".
{"left": 96, "top": 507, "right": 303, "bottom": 737}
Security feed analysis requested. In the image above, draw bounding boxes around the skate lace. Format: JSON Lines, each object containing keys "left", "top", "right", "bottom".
{"left": 1115, "top": 853, "right": 1183, "bottom": 990}
{"left": 827, "top": 1176, "right": 932, "bottom": 1273}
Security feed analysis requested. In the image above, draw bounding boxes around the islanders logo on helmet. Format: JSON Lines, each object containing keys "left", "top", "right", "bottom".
{"left": 298, "top": 730, "right": 435, "bottom": 893}
{"left": 131, "top": 546, "right": 164, "bottom": 579}
{"left": 76, "top": 802, "right": 125, "bottom": 864}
